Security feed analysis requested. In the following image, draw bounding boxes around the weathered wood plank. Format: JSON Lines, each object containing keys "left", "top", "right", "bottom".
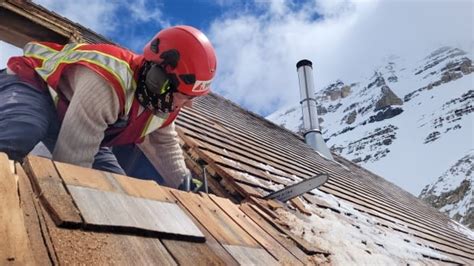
{"left": 0, "top": 153, "right": 34, "bottom": 265}
{"left": 19, "top": 165, "right": 60, "bottom": 265}
{"left": 67, "top": 185, "right": 205, "bottom": 241}
{"left": 0, "top": 5, "right": 69, "bottom": 48}
{"left": 55, "top": 161, "right": 120, "bottom": 193}
{"left": 178, "top": 128, "right": 294, "bottom": 186}
{"left": 110, "top": 176, "right": 238, "bottom": 265}
{"left": 249, "top": 197, "right": 329, "bottom": 256}
{"left": 171, "top": 190, "right": 259, "bottom": 247}
{"left": 112, "top": 173, "right": 176, "bottom": 203}
{"left": 16, "top": 163, "right": 53, "bottom": 265}
{"left": 209, "top": 194, "right": 303, "bottom": 265}
{"left": 8, "top": 159, "right": 14, "bottom": 174}
{"left": 239, "top": 203, "right": 313, "bottom": 264}
{"left": 38, "top": 201, "right": 177, "bottom": 265}
{"left": 57, "top": 162, "right": 177, "bottom": 202}
{"left": 213, "top": 163, "right": 283, "bottom": 194}
{"left": 56, "top": 161, "right": 207, "bottom": 239}
{"left": 23, "top": 156, "right": 82, "bottom": 226}
{"left": 161, "top": 237, "right": 235, "bottom": 266}
{"left": 222, "top": 245, "right": 278, "bottom": 265}
{"left": 234, "top": 180, "right": 265, "bottom": 198}
{"left": 180, "top": 142, "right": 233, "bottom": 198}
{"left": 290, "top": 197, "right": 312, "bottom": 216}
{"left": 182, "top": 144, "right": 266, "bottom": 198}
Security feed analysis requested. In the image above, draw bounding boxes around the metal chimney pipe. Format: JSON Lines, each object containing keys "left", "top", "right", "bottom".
{"left": 296, "top": 59, "right": 333, "bottom": 160}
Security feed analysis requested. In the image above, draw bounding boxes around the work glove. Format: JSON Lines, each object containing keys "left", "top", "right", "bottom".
{"left": 178, "top": 174, "right": 204, "bottom": 193}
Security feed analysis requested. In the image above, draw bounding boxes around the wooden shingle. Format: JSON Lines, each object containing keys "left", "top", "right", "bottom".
{"left": 67, "top": 185, "right": 205, "bottom": 241}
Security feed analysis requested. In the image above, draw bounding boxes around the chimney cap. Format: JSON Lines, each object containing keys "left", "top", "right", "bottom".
{"left": 296, "top": 59, "right": 313, "bottom": 69}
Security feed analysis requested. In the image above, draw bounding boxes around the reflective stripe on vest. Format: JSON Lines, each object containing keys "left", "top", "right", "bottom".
{"left": 23, "top": 42, "right": 58, "bottom": 61}
{"left": 24, "top": 42, "right": 136, "bottom": 114}
{"left": 140, "top": 113, "right": 170, "bottom": 138}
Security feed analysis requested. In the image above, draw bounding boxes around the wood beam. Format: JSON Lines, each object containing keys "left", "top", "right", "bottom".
{"left": 0, "top": 6, "right": 68, "bottom": 48}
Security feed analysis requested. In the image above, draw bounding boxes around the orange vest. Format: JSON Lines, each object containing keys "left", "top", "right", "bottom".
{"left": 7, "top": 42, "right": 179, "bottom": 146}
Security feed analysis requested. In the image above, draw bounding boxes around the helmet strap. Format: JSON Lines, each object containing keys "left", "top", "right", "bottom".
{"left": 136, "top": 61, "right": 175, "bottom": 113}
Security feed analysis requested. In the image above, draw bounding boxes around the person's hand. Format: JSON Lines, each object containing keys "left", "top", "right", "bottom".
{"left": 178, "top": 175, "right": 204, "bottom": 192}
{"left": 180, "top": 174, "right": 191, "bottom": 191}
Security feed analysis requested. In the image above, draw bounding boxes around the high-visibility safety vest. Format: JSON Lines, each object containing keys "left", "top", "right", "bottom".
{"left": 7, "top": 41, "right": 180, "bottom": 146}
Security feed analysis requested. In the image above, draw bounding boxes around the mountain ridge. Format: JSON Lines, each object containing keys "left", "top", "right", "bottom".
{"left": 267, "top": 46, "right": 473, "bottom": 228}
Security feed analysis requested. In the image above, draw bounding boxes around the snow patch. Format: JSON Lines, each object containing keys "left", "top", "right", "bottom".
{"left": 276, "top": 190, "right": 449, "bottom": 264}
{"left": 449, "top": 220, "right": 474, "bottom": 240}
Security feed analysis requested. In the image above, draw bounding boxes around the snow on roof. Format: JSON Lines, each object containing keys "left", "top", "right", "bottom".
{"left": 449, "top": 220, "right": 474, "bottom": 240}
{"left": 276, "top": 188, "right": 450, "bottom": 265}
{"left": 258, "top": 162, "right": 295, "bottom": 178}
{"left": 225, "top": 168, "right": 285, "bottom": 192}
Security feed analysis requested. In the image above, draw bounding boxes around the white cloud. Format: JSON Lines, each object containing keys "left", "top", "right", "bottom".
{"left": 123, "top": 0, "right": 169, "bottom": 27}
{"left": 208, "top": 0, "right": 474, "bottom": 115}
{"left": 313, "top": 0, "right": 359, "bottom": 18}
{"left": 265, "top": 0, "right": 291, "bottom": 15}
{"left": 33, "top": 0, "right": 169, "bottom": 47}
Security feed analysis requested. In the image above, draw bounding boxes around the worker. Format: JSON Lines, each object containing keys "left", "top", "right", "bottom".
{"left": 0, "top": 25, "right": 216, "bottom": 190}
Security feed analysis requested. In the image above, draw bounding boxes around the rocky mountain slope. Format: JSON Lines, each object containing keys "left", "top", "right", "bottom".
{"left": 419, "top": 150, "right": 473, "bottom": 229}
{"left": 267, "top": 47, "right": 473, "bottom": 228}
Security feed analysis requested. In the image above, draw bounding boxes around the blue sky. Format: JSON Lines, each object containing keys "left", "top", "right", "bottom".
{"left": 1, "top": 0, "right": 473, "bottom": 116}
{"left": 110, "top": 1, "right": 228, "bottom": 51}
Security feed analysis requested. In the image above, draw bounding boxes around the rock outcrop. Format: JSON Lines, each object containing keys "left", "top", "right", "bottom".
{"left": 375, "top": 86, "right": 403, "bottom": 111}
{"left": 322, "top": 80, "right": 352, "bottom": 101}
{"left": 419, "top": 151, "right": 474, "bottom": 229}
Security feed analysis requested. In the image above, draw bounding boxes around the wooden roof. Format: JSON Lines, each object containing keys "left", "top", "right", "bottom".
{"left": 1, "top": 0, "right": 473, "bottom": 264}
{"left": 0, "top": 0, "right": 112, "bottom": 48}
{"left": 2, "top": 153, "right": 322, "bottom": 265}
{"left": 176, "top": 93, "right": 474, "bottom": 264}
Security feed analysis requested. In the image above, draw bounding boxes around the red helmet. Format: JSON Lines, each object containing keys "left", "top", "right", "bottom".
{"left": 143, "top": 25, "right": 217, "bottom": 96}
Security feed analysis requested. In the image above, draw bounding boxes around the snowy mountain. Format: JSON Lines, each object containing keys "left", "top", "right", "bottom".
{"left": 267, "top": 47, "right": 473, "bottom": 228}
{"left": 419, "top": 150, "right": 473, "bottom": 229}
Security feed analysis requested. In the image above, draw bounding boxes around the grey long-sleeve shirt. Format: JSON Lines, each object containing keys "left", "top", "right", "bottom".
{"left": 51, "top": 65, "right": 189, "bottom": 188}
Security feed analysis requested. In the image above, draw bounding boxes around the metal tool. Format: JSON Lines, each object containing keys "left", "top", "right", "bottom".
{"left": 264, "top": 173, "right": 329, "bottom": 202}
{"left": 202, "top": 165, "right": 209, "bottom": 194}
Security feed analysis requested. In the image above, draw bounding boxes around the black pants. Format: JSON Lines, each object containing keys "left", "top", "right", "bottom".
{"left": 113, "top": 144, "right": 165, "bottom": 185}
